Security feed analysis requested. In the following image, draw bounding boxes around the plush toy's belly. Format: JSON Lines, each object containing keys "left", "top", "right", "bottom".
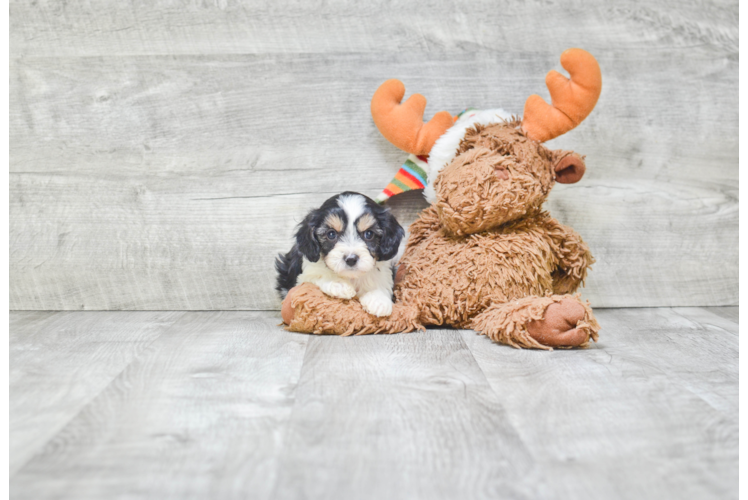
{"left": 396, "top": 227, "right": 557, "bottom": 327}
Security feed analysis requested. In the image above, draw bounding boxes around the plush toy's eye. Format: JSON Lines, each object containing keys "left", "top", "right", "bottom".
{"left": 363, "top": 230, "right": 374, "bottom": 240}
{"left": 326, "top": 230, "right": 337, "bottom": 240}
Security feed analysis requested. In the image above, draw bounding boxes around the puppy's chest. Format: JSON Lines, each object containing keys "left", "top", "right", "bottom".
{"left": 349, "top": 261, "right": 394, "bottom": 293}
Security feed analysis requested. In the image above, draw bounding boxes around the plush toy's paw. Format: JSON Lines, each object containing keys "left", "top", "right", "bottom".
{"left": 319, "top": 281, "right": 357, "bottom": 300}
{"left": 527, "top": 297, "right": 588, "bottom": 347}
{"left": 281, "top": 286, "right": 301, "bottom": 325}
{"left": 359, "top": 290, "right": 394, "bottom": 317}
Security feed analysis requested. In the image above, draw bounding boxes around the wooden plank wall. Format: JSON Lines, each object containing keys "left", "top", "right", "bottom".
{"left": 10, "top": 0, "right": 738, "bottom": 310}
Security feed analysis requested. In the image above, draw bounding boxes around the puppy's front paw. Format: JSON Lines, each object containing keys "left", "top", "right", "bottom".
{"left": 360, "top": 291, "right": 393, "bottom": 317}
{"left": 319, "top": 281, "right": 357, "bottom": 300}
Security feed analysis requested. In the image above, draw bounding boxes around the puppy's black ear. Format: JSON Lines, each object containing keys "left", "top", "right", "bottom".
{"left": 376, "top": 208, "right": 405, "bottom": 261}
{"left": 295, "top": 212, "right": 321, "bottom": 262}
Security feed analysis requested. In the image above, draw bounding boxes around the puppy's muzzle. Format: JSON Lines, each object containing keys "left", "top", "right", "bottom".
{"left": 345, "top": 255, "right": 359, "bottom": 267}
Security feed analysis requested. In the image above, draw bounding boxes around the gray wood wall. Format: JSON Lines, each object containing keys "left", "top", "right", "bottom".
{"left": 10, "top": 0, "right": 738, "bottom": 310}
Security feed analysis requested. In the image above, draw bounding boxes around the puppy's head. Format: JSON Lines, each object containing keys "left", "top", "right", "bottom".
{"left": 295, "top": 192, "right": 404, "bottom": 278}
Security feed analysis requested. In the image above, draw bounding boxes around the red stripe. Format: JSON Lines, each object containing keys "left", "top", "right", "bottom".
{"left": 397, "top": 168, "right": 425, "bottom": 188}
{"left": 382, "top": 188, "right": 395, "bottom": 197}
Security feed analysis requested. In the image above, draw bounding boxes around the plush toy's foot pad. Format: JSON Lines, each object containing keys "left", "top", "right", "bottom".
{"left": 281, "top": 282, "right": 423, "bottom": 336}
{"left": 527, "top": 298, "right": 590, "bottom": 347}
{"left": 472, "top": 294, "right": 600, "bottom": 350}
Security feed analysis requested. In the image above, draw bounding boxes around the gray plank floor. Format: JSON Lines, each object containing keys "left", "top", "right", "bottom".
{"left": 10, "top": 308, "right": 738, "bottom": 500}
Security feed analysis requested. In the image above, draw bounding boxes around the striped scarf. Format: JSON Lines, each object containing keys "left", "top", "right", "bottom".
{"left": 374, "top": 154, "right": 429, "bottom": 204}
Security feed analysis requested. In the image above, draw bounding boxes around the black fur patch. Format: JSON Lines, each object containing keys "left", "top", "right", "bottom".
{"left": 359, "top": 195, "right": 405, "bottom": 260}
{"left": 275, "top": 245, "right": 305, "bottom": 299}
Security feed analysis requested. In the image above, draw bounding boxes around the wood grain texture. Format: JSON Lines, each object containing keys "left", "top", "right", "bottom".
{"left": 271, "top": 330, "right": 540, "bottom": 500}
{"left": 9, "top": 1, "right": 738, "bottom": 309}
{"left": 9, "top": 311, "right": 183, "bottom": 474}
{"left": 11, "top": 311, "right": 309, "bottom": 500}
{"left": 10, "top": 0, "right": 738, "bottom": 57}
{"left": 462, "top": 307, "right": 738, "bottom": 500}
{"left": 703, "top": 306, "right": 738, "bottom": 323}
{"left": 10, "top": 308, "right": 738, "bottom": 499}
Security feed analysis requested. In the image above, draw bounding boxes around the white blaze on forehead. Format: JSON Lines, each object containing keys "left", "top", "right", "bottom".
{"left": 337, "top": 194, "right": 367, "bottom": 240}
{"left": 337, "top": 194, "right": 366, "bottom": 223}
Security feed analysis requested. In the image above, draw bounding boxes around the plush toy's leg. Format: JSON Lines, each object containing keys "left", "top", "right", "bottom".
{"left": 281, "top": 283, "right": 423, "bottom": 336}
{"left": 471, "top": 295, "right": 600, "bottom": 350}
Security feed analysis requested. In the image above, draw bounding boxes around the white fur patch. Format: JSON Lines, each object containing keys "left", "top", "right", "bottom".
{"left": 337, "top": 194, "right": 366, "bottom": 231}
{"left": 359, "top": 288, "right": 393, "bottom": 317}
{"left": 423, "top": 108, "right": 514, "bottom": 203}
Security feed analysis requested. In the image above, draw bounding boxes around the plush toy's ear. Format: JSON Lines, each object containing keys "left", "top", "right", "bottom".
{"left": 294, "top": 212, "right": 321, "bottom": 262}
{"left": 552, "top": 151, "right": 586, "bottom": 184}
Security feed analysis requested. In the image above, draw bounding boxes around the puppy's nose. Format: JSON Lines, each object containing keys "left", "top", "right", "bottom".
{"left": 345, "top": 255, "right": 359, "bottom": 267}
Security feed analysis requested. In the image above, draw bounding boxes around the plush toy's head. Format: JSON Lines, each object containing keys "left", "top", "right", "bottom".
{"left": 432, "top": 120, "right": 586, "bottom": 235}
{"left": 371, "top": 48, "right": 601, "bottom": 235}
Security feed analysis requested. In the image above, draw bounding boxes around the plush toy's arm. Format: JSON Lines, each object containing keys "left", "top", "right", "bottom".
{"left": 282, "top": 283, "right": 423, "bottom": 335}
{"left": 538, "top": 215, "right": 594, "bottom": 295}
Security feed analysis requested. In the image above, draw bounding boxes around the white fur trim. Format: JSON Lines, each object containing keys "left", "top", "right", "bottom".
{"left": 423, "top": 108, "right": 514, "bottom": 203}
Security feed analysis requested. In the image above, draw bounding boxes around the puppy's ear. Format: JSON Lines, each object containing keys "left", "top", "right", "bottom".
{"left": 376, "top": 208, "right": 405, "bottom": 261}
{"left": 295, "top": 212, "right": 321, "bottom": 262}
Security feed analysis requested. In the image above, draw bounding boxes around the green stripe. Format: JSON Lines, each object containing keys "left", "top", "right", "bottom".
{"left": 457, "top": 107, "right": 477, "bottom": 119}
{"left": 391, "top": 178, "right": 411, "bottom": 192}
{"left": 403, "top": 159, "right": 427, "bottom": 181}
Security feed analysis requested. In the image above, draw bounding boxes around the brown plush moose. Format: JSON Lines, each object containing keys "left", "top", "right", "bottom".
{"left": 282, "top": 48, "right": 602, "bottom": 349}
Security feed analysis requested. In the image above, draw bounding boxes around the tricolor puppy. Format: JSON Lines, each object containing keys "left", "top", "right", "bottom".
{"left": 276, "top": 192, "right": 405, "bottom": 317}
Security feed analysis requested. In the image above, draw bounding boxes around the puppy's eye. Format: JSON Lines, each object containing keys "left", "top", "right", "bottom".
{"left": 326, "top": 230, "right": 337, "bottom": 240}
{"left": 363, "top": 230, "right": 374, "bottom": 240}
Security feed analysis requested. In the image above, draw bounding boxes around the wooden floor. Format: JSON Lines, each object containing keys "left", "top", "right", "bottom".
{"left": 10, "top": 307, "right": 738, "bottom": 499}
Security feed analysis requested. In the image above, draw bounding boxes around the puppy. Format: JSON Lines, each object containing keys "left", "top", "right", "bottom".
{"left": 276, "top": 192, "right": 405, "bottom": 317}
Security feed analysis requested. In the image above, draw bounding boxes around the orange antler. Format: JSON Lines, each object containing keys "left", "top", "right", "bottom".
{"left": 371, "top": 79, "right": 454, "bottom": 156}
{"left": 522, "top": 48, "right": 602, "bottom": 143}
